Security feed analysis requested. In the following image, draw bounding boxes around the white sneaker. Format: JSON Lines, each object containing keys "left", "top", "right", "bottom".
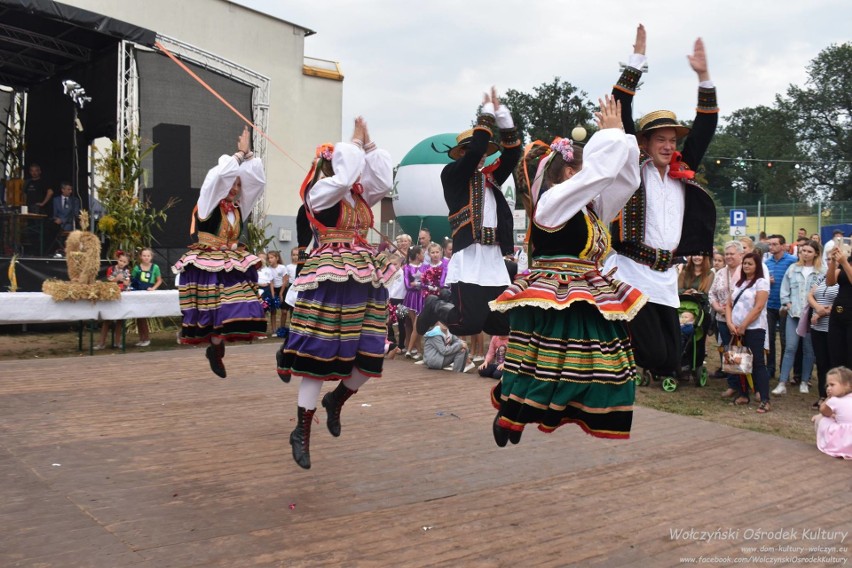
{"left": 463, "top": 361, "right": 476, "bottom": 373}
{"left": 771, "top": 383, "right": 787, "bottom": 395}
{"left": 414, "top": 359, "right": 424, "bottom": 365}
{"left": 472, "top": 355, "right": 485, "bottom": 363}
{"left": 136, "top": 340, "right": 151, "bottom": 347}
{"left": 93, "top": 344, "right": 106, "bottom": 351}
{"left": 799, "top": 382, "right": 810, "bottom": 393}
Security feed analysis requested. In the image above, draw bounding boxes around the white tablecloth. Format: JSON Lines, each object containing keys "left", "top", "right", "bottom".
{"left": 0, "top": 291, "right": 181, "bottom": 324}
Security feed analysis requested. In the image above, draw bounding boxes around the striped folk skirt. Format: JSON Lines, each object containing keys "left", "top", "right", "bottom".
{"left": 277, "top": 279, "right": 389, "bottom": 381}
{"left": 175, "top": 249, "right": 267, "bottom": 343}
{"left": 491, "top": 301, "right": 637, "bottom": 439}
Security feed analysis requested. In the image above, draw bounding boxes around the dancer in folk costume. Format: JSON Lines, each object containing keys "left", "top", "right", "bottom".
{"left": 605, "top": 25, "right": 718, "bottom": 381}
{"left": 490, "top": 95, "right": 646, "bottom": 446}
{"left": 416, "top": 87, "right": 521, "bottom": 338}
{"left": 173, "top": 126, "right": 267, "bottom": 378}
{"left": 276, "top": 117, "right": 395, "bottom": 469}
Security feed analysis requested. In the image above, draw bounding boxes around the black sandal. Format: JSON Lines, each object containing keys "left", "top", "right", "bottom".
{"left": 812, "top": 397, "right": 826, "bottom": 409}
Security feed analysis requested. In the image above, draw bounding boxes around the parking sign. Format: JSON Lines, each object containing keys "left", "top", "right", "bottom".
{"left": 729, "top": 209, "right": 747, "bottom": 236}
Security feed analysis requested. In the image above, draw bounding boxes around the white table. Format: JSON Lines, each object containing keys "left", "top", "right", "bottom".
{"left": 0, "top": 290, "right": 181, "bottom": 353}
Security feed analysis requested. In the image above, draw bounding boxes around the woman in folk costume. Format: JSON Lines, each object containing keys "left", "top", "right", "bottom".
{"left": 173, "top": 126, "right": 267, "bottom": 378}
{"left": 490, "top": 95, "right": 647, "bottom": 446}
{"left": 277, "top": 117, "right": 396, "bottom": 470}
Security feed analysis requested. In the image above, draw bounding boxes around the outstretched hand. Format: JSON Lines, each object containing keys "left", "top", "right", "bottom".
{"left": 352, "top": 116, "right": 367, "bottom": 145}
{"left": 482, "top": 86, "right": 501, "bottom": 112}
{"left": 237, "top": 125, "right": 251, "bottom": 154}
{"left": 687, "top": 38, "right": 710, "bottom": 81}
{"left": 633, "top": 23, "right": 646, "bottom": 55}
{"left": 594, "top": 95, "right": 623, "bottom": 131}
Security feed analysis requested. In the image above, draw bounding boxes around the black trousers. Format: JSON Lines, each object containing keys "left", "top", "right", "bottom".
{"left": 628, "top": 301, "right": 681, "bottom": 376}
{"left": 447, "top": 281, "right": 509, "bottom": 337}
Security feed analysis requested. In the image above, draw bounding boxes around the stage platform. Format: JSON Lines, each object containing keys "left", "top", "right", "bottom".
{"left": 0, "top": 345, "right": 849, "bottom": 567}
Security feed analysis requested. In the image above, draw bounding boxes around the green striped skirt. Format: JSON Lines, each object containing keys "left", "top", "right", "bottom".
{"left": 491, "top": 301, "right": 636, "bottom": 439}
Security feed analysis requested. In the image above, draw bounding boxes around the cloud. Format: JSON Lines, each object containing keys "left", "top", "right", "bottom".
{"left": 236, "top": 0, "right": 851, "bottom": 162}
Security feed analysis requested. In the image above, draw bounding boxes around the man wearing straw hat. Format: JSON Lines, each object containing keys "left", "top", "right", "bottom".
{"left": 605, "top": 25, "right": 718, "bottom": 381}
{"left": 417, "top": 87, "right": 521, "bottom": 338}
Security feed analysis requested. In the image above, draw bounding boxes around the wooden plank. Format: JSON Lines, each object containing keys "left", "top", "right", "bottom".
{"left": 0, "top": 344, "right": 850, "bottom": 567}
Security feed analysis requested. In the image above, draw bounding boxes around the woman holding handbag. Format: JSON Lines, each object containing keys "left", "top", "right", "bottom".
{"left": 725, "top": 251, "right": 772, "bottom": 412}
{"left": 772, "top": 240, "right": 824, "bottom": 395}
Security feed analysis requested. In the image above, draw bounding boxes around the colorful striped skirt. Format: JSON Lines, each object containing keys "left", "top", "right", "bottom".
{"left": 277, "top": 279, "right": 389, "bottom": 381}
{"left": 491, "top": 301, "right": 637, "bottom": 439}
{"left": 174, "top": 248, "right": 267, "bottom": 343}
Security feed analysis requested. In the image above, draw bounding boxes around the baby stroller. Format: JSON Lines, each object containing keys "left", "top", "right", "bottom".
{"left": 638, "top": 292, "right": 711, "bottom": 392}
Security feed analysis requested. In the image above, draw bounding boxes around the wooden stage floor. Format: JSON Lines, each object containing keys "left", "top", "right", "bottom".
{"left": 1, "top": 343, "right": 850, "bottom": 567}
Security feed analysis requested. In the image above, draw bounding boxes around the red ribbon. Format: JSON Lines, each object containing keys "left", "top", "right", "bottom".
{"left": 480, "top": 158, "right": 501, "bottom": 175}
{"left": 351, "top": 182, "right": 364, "bottom": 196}
{"left": 668, "top": 151, "right": 695, "bottom": 180}
{"left": 220, "top": 199, "right": 236, "bottom": 214}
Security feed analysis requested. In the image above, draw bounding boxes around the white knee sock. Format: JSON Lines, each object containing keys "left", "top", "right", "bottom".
{"left": 296, "top": 376, "right": 323, "bottom": 409}
{"left": 343, "top": 369, "right": 370, "bottom": 392}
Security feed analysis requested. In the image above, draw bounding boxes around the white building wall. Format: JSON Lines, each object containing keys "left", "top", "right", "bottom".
{"left": 59, "top": 0, "right": 342, "bottom": 227}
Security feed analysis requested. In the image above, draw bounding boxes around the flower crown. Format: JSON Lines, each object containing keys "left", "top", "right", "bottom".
{"left": 315, "top": 143, "right": 334, "bottom": 162}
{"left": 549, "top": 137, "right": 574, "bottom": 163}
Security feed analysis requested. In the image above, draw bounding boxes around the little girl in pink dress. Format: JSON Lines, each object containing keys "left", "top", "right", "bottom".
{"left": 812, "top": 366, "right": 852, "bottom": 459}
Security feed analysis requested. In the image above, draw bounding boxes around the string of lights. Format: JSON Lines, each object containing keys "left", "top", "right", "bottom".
{"left": 708, "top": 156, "right": 852, "bottom": 167}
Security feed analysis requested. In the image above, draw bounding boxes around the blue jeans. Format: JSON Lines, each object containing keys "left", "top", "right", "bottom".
{"left": 778, "top": 316, "right": 814, "bottom": 385}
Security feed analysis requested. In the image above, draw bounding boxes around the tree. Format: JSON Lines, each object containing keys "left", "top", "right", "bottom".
{"left": 500, "top": 78, "right": 596, "bottom": 144}
{"left": 704, "top": 105, "right": 806, "bottom": 205}
{"left": 779, "top": 42, "right": 852, "bottom": 200}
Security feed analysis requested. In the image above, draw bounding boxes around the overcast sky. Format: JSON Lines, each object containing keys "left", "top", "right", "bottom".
{"left": 236, "top": 0, "right": 850, "bottom": 162}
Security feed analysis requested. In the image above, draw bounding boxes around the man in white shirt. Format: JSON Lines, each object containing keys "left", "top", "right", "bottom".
{"left": 606, "top": 25, "right": 719, "bottom": 379}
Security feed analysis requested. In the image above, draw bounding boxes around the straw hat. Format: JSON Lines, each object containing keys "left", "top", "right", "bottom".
{"left": 637, "top": 110, "right": 690, "bottom": 139}
{"left": 447, "top": 128, "right": 500, "bottom": 160}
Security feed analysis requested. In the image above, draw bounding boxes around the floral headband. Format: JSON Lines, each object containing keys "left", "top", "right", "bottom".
{"left": 550, "top": 137, "right": 574, "bottom": 163}
{"left": 315, "top": 143, "right": 334, "bottom": 162}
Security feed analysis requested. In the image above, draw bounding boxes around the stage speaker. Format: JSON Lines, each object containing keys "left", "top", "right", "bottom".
{"left": 149, "top": 123, "right": 193, "bottom": 248}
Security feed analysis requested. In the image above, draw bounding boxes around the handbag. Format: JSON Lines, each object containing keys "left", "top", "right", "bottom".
{"left": 796, "top": 304, "right": 812, "bottom": 337}
{"left": 722, "top": 339, "right": 753, "bottom": 375}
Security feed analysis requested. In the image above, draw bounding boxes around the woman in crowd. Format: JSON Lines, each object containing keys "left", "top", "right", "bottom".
{"left": 709, "top": 241, "right": 744, "bottom": 383}
{"left": 725, "top": 251, "right": 771, "bottom": 412}
{"left": 827, "top": 244, "right": 852, "bottom": 371}
{"left": 678, "top": 254, "right": 714, "bottom": 297}
{"left": 807, "top": 274, "right": 839, "bottom": 408}
{"left": 277, "top": 117, "right": 395, "bottom": 470}
{"left": 173, "top": 126, "right": 267, "bottom": 377}
{"left": 490, "top": 95, "right": 645, "bottom": 446}
{"left": 772, "top": 240, "right": 824, "bottom": 395}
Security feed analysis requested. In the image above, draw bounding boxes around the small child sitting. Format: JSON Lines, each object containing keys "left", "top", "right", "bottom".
{"left": 479, "top": 334, "right": 508, "bottom": 379}
{"left": 812, "top": 366, "right": 852, "bottom": 459}
{"left": 679, "top": 311, "right": 696, "bottom": 347}
{"left": 422, "top": 322, "right": 472, "bottom": 373}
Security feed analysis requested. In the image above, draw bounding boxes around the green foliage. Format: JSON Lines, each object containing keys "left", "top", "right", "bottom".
{"left": 244, "top": 218, "right": 275, "bottom": 255}
{"left": 779, "top": 42, "right": 852, "bottom": 200}
{"left": 501, "top": 78, "right": 596, "bottom": 144}
{"left": 94, "top": 134, "right": 177, "bottom": 258}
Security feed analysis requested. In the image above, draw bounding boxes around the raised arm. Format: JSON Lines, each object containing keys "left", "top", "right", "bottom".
{"left": 612, "top": 24, "right": 646, "bottom": 135}
{"left": 681, "top": 37, "right": 719, "bottom": 169}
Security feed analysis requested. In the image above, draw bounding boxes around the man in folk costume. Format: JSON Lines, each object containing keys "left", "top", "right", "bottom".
{"left": 416, "top": 87, "right": 521, "bottom": 337}
{"left": 276, "top": 117, "right": 396, "bottom": 470}
{"left": 604, "top": 25, "right": 718, "bottom": 380}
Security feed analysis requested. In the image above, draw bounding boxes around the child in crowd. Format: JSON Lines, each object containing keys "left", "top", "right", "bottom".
{"left": 281, "top": 247, "right": 298, "bottom": 329}
{"left": 422, "top": 241, "right": 449, "bottom": 301}
{"left": 95, "top": 250, "right": 131, "bottom": 350}
{"left": 403, "top": 245, "right": 425, "bottom": 359}
{"left": 131, "top": 247, "right": 162, "bottom": 347}
{"left": 812, "top": 366, "right": 852, "bottom": 459}
{"left": 680, "top": 311, "right": 696, "bottom": 349}
{"left": 256, "top": 252, "right": 275, "bottom": 332}
{"left": 267, "top": 250, "right": 286, "bottom": 334}
{"left": 423, "top": 322, "right": 474, "bottom": 373}
{"left": 479, "top": 334, "right": 508, "bottom": 379}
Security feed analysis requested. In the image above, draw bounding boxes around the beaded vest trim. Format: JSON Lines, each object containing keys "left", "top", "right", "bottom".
{"left": 197, "top": 205, "right": 241, "bottom": 250}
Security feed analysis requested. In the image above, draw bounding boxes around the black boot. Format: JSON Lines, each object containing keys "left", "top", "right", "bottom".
{"left": 508, "top": 429, "right": 523, "bottom": 445}
{"left": 416, "top": 295, "right": 457, "bottom": 335}
{"left": 492, "top": 412, "right": 509, "bottom": 448}
{"left": 290, "top": 406, "right": 316, "bottom": 469}
{"left": 321, "top": 382, "right": 357, "bottom": 437}
{"left": 206, "top": 343, "right": 227, "bottom": 378}
{"left": 276, "top": 342, "right": 291, "bottom": 383}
